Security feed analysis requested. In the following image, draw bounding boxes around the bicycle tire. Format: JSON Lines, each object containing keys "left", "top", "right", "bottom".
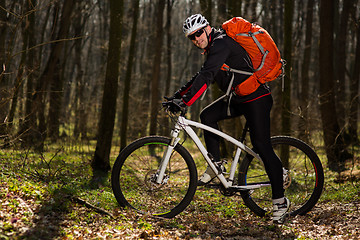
{"left": 111, "top": 136, "right": 198, "bottom": 218}
{"left": 239, "top": 136, "right": 324, "bottom": 217}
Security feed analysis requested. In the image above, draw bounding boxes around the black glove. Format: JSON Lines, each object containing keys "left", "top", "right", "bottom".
{"left": 172, "top": 98, "right": 186, "bottom": 108}
{"left": 164, "top": 91, "right": 181, "bottom": 101}
{"left": 164, "top": 98, "right": 186, "bottom": 113}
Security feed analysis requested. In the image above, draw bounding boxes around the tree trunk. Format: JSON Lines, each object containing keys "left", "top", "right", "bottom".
{"left": 73, "top": 1, "right": 87, "bottom": 140}
{"left": 216, "top": 0, "right": 227, "bottom": 25}
{"left": 47, "top": 0, "right": 74, "bottom": 141}
{"left": 7, "top": 13, "right": 29, "bottom": 132}
{"left": 120, "top": 0, "right": 139, "bottom": 150}
{"left": 349, "top": 17, "right": 360, "bottom": 143}
{"left": 298, "top": 0, "right": 314, "bottom": 141}
{"left": 280, "top": 0, "right": 294, "bottom": 168}
{"left": 228, "top": 0, "right": 242, "bottom": 18}
{"left": 250, "top": 0, "right": 258, "bottom": 22}
{"left": 149, "top": 0, "right": 165, "bottom": 136}
{"left": 160, "top": 0, "right": 173, "bottom": 136}
{"left": 200, "top": 0, "right": 212, "bottom": 21}
{"left": 282, "top": 0, "right": 294, "bottom": 137}
{"left": 132, "top": 2, "right": 153, "bottom": 139}
{"left": 19, "top": 0, "right": 37, "bottom": 145}
{"left": 0, "top": 0, "right": 8, "bottom": 141}
{"left": 334, "top": 0, "right": 354, "bottom": 130}
{"left": 270, "top": 0, "right": 281, "bottom": 135}
{"left": 319, "top": 0, "right": 348, "bottom": 172}
{"left": 92, "top": 0, "right": 124, "bottom": 172}
{"left": 27, "top": 0, "right": 73, "bottom": 149}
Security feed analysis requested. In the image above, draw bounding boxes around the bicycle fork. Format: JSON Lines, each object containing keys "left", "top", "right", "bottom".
{"left": 155, "top": 124, "right": 181, "bottom": 184}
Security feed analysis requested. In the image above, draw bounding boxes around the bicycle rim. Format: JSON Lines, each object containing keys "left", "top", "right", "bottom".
{"left": 111, "top": 136, "right": 197, "bottom": 218}
{"left": 239, "top": 136, "right": 324, "bottom": 217}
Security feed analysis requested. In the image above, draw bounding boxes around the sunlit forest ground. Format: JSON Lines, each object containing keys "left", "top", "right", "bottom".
{"left": 0, "top": 139, "right": 359, "bottom": 239}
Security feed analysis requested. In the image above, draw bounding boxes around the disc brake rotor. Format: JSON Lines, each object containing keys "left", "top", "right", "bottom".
{"left": 144, "top": 170, "right": 169, "bottom": 191}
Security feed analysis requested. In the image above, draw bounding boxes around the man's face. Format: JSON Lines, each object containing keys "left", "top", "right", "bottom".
{"left": 188, "top": 26, "right": 210, "bottom": 49}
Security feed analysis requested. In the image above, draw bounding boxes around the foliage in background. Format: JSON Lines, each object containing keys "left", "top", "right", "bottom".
{"left": 0, "top": 0, "right": 359, "bottom": 169}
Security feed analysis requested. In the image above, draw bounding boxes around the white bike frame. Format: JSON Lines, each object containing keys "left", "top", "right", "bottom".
{"left": 156, "top": 115, "right": 270, "bottom": 190}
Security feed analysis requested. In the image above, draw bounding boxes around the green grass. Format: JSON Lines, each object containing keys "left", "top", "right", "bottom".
{"left": 320, "top": 170, "right": 360, "bottom": 203}
{"left": 0, "top": 140, "right": 359, "bottom": 239}
{"left": 0, "top": 146, "right": 117, "bottom": 215}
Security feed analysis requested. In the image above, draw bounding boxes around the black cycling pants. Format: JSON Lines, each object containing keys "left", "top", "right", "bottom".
{"left": 200, "top": 94, "right": 284, "bottom": 199}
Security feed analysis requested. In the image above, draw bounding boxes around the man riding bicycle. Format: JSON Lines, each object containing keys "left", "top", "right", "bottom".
{"left": 167, "top": 14, "right": 290, "bottom": 224}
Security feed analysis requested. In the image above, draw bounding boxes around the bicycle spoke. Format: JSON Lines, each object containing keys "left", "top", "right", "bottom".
{"left": 239, "top": 136, "right": 324, "bottom": 217}
{"left": 112, "top": 137, "right": 197, "bottom": 218}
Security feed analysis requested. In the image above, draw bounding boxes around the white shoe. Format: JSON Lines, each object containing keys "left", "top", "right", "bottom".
{"left": 273, "top": 197, "right": 291, "bottom": 224}
{"left": 198, "top": 164, "right": 225, "bottom": 186}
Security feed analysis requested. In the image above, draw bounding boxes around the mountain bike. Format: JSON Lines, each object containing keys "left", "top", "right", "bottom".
{"left": 111, "top": 100, "right": 324, "bottom": 219}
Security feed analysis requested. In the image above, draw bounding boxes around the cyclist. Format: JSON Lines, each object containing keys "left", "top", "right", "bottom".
{"left": 167, "top": 14, "right": 290, "bottom": 224}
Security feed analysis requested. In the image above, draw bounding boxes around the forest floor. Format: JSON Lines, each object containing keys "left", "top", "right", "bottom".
{"left": 1, "top": 148, "right": 359, "bottom": 240}
{"left": 1, "top": 188, "right": 360, "bottom": 240}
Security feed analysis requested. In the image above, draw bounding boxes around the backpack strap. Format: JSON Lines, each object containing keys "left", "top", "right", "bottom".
{"left": 222, "top": 63, "right": 253, "bottom": 103}
{"left": 237, "top": 31, "right": 269, "bottom": 72}
{"left": 223, "top": 66, "right": 254, "bottom": 96}
{"left": 237, "top": 31, "right": 266, "bottom": 54}
{"left": 222, "top": 64, "right": 253, "bottom": 76}
{"left": 225, "top": 72, "right": 235, "bottom": 97}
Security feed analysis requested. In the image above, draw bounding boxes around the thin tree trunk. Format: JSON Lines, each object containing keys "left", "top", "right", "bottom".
{"left": 334, "top": 0, "right": 354, "bottom": 130}
{"left": 282, "top": 0, "right": 293, "bottom": 137}
{"left": 20, "top": 0, "right": 37, "bottom": 145}
{"left": 7, "top": 16, "right": 28, "bottom": 132}
{"left": 269, "top": 0, "right": 278, "bottom": 42}
{"left": 160, "top": 0, "right": 173, "bottom": 136}
{"left": 120, "top": 0, "right": 139, "bottom": 150}
{"left": 136, "top": 1, "right": 153, "bottom": 138}
{"left": 200, "top": 0, "right": 212, "bottom": 21}
{"left": 216, "top": 0, "right": 227, "bottom": 25}
{"left": 280, "top": 0, "right": 294, "bottom": 168}
{"left": 73, "top": 1, "right": 87, "bottom": 140}
{"left": 270, "top": 0, "right": 281, "bottom": 135}
{"left": 319, "top": 0, "right": 348, "bottom": 172}
{"left": 149, "top": 0, "right": 165, "bottom": 136}
{"left": 92, "top": 0, "right": 124, "bottom": 172}
{"left": 0, "top": 0, "right": 8, "bottom": 140}
{"left": 349, "top": 17, "right": 360, "bottom": 143}
{"left": 298, "top": 0, "right": 314, "bottom": 141}
{"left": 250, "top": 0, "right": 258, "bottom": 22}
{"left": 228, "top": 0, "right": 242, "bottom": 18}
{"left": 243, "top": 0, "right": 251, "bottom": 19}
{"left": 47, "top": 0, "right": 74, "bottom": 141}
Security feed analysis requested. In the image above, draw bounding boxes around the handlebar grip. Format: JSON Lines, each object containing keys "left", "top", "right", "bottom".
{"left": 162, "top": 100, "right": 187, "bottom": 115}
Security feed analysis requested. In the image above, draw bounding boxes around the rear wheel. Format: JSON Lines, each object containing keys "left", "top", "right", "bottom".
{"left": 111, "top": 136, "right": 198, "bottom": 218}
{"left": 239, "top": 136, "right": 324, "bottom": 217}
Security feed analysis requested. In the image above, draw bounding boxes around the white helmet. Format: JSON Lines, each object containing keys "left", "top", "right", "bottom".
{"left": 183, "top": 14, "right": 209, "bottom": 37}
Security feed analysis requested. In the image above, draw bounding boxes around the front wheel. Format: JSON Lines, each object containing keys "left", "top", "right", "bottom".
{"left": 239, "top": 136, "right": 324, "bottom": 217}
{"left": 111, "top": 136, "right": 198, "bottom": 218}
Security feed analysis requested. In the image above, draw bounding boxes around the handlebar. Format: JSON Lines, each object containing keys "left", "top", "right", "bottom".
{"left": 162, "top": 99, "right": 187, "bottom": 116}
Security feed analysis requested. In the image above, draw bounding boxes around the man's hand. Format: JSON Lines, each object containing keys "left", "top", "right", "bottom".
{"left": 163, "top": 98, "right": 187, "bottom": 113}
{"left": 164, "top": 91, "right": 181, "bottom": 101}
{"left": 172, "top": 98, "right": 186, "bottom": 108}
